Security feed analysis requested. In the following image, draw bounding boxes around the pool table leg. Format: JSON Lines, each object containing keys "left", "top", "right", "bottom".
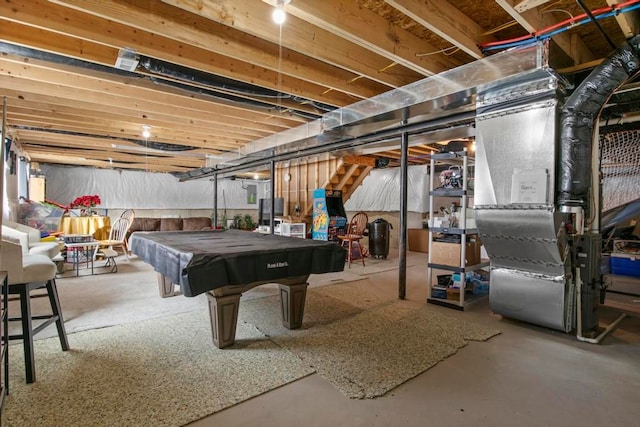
{"left": 206, "top": 293, "right": 241, "bottom": 349}
{"left": 157, "top": 273, "right": 175, "bottom": 298}
{"left": 279, "top": 282, "right": 309, "bottom": 329}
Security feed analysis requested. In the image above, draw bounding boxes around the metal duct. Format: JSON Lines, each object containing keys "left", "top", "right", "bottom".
{"left": 558, "top": 34, "right": 640, "bottom": 210}
{"left": 177, "top": 43, "right": 547, "bottom": 181}
{"left": 475, "top": 69, "right": 574, "bottom": 331}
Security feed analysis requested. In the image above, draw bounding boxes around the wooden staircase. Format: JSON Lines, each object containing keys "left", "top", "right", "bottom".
{"left": 303, "top": 155, "right": 374, "bottom": 216}
{"left": 329, "top": 156, "right": 374, "bottom": 199}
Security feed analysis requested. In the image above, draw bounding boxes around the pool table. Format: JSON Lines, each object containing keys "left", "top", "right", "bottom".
{"left": 130, "top": 229, "right": 346, "bottom": 348}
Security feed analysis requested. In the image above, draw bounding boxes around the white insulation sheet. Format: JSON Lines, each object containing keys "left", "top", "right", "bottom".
{"left": 42, "top": 164, "right": 431, "bottom": 213}
{"left": 345, "top": 165, "right": 429, "bottom": 213}
{"left": 41, "top": 165, "right": 267, "bottom": 210}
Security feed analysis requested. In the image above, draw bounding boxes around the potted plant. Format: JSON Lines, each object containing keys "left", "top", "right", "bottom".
{"left": 243, "top": 214, "right": 254, "bottom": 230}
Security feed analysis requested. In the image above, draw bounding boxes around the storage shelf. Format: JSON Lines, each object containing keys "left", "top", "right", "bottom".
{"left": 430, "top": 227, "right": 478, "bottom": 234}
{"left": 430, "top": 189, "right": 471, "bottom": 197}
{"left": 280, "top": 222, "right": 306, "bottom": 239}
{"left": 428, "top": 261, "right": 490, "bottom": 273}
{"left": 427, "top": 293, "right": 487, "bottom": 310}
{"left": 431, "top": 151, "right": 468, "bottom": 160}
{"left": 427, "top": 150, "right": 489, "bottom": 310}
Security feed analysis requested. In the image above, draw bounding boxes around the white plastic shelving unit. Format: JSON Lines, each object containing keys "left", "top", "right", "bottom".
{"left": 280, "top": 222, "right": 306, "bottom": 239}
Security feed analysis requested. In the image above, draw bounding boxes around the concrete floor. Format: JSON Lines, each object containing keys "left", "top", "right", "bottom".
{"left": 22, "top": 249, "right": 640, "bottom": 427}
{"left": 188, "top": 251, "right": 640, "bottom": 427}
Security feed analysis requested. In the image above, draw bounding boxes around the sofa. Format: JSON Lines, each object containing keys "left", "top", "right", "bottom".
{"left": 2, "top": 220, "right": 61, "bottom": 259}
{"left": 125, "top": 217, "right": 213, "bottom": 242}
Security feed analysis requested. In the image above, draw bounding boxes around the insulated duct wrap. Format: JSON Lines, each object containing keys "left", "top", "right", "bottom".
{"left": 558, "top": 34, "right": 640, "bottom": 209}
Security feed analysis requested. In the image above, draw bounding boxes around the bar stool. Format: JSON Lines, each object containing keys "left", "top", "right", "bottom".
{"left": 1, "top": 239, "right": 69, "bottom": 383}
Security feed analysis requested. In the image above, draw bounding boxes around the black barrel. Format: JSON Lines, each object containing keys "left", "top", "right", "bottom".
{"left": 368, "top": 218, "right": 392, "bottom": 259}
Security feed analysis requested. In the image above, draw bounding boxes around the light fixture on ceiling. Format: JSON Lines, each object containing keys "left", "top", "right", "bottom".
{"left": 272, "top": 0, "right": 291, "bottom": 25}
{"left": 114, "top": 47, "right": 139, "bottom": 72}
{"left": 141, "top": 125, "right": 151, "bottom": 139}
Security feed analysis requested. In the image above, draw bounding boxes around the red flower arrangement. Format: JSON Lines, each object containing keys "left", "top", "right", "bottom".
{"left": 70, "top": 194, "right": 101, "bottom": 209}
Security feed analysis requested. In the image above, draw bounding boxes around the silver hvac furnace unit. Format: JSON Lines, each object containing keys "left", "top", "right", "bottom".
{"left": 474, "top": 34, "right": 640, "bottom": 337}
{"left": 474, "top": 69, "right": 576, "bottom": 332}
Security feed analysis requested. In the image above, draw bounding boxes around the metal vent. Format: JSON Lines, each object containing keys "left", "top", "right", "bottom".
{"left": 114, "top": 47, "right": 139, "bottom": 72}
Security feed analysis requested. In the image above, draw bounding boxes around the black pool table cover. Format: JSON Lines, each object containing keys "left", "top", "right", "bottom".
{"left": 130, "top": 229, "right": 347, "bottom": 297}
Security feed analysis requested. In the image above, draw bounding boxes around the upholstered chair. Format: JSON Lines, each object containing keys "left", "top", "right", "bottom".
{"left": 0, "top": 239, "right": 69, "bottom": 383}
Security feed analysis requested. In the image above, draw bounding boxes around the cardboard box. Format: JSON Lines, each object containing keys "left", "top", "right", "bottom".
{"left": 431, "top": 240, "right": 481, "bottom": 266}
{"left": 408, "top": 228, "right": 429, "bottom": 253}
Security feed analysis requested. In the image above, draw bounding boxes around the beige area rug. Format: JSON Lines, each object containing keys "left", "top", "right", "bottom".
{"left": 6, "top": 280, "right": 498, "bottom": 426}
{"left": 30, "top": 257, "right": 365, "bottom": 341}
{"left": 343, "top": 254, "right": 416, "bottom": 276}
{"left": 6, "top": 310, "right": 314, "bottom": 427}
{"left": 240, "top": 282, "right": 500, "bottom": 399}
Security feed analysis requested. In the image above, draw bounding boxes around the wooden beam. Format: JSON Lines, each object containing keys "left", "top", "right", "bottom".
{"left": 162, "top": 0, "right": 422, "bottom": 89}
{"left": 342, "top": 155, "right": 376, "bottom": 167}
{"left": 45, "top": 0, "right": 383, "bottom": 101}
{"left": 265, "top": 0, "right": 462, "bottom": 76}
{"left": 2, "top": 18, "right": 329, "bottom": 118}
{"left": 6, "top": 105, "right": 264, "bottom": 144}
{"left": 21, "top": 145, "right": 204, "bottom": 168}
{"left": 514, "top": 0, "right": 552, "bottom": 13}
{"left": 607, "top": 0, "right": 640, "bottom": 38}
{"left": 2, "top": 88, "right": 277, "bottom": 137}
{"left": 2, "top": 0, "right": 358, "bottom": 107}
{"left": 384, "top": 0, "right": 489, "bottom": 59}
{"left": 494, "top": 0, "right": 596, "bottom": 64}
{"left": 26, "top": 151, "right": 190, "bottom": 172}
{"left": 0, "top": 55, "right": 301, "bottom": 128}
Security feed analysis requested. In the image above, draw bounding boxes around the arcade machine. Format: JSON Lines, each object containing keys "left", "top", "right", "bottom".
{"left": 312, "top": 188, "right": 347, "bottom": 241}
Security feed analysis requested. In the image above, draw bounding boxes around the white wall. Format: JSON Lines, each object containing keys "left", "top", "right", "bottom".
{"left": 41, "top": 165, "right": 268, "bottom": 212}
{"left": 38, "top": 164, "right": 438, "bottom": 231}
{"left": 344, "top": 165, "right": 429, "bottom": 213}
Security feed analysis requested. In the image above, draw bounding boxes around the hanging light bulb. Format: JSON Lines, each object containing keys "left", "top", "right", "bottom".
{"left": 272, "top": 0, "right": 291, "bottom": 25}
{"left": 272, "top": 7, "right": 286, "bottom": 24}
{"left": 142, "top": 125, "right": 151, "bottom": 139}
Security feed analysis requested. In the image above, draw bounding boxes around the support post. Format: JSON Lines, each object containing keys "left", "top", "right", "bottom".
{"left": 398, "top": 111, "right": 409, "bottom": 299}
{"left": 213, "top": 174, "right": 218, "bottom": 229}
{"left": 270, "top": 159, "right": 276, "bottom": 234}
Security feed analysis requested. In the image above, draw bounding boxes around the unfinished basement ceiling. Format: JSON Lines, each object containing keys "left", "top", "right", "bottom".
{"left": 1, "top": 0, "right": 639, "bottom": 175}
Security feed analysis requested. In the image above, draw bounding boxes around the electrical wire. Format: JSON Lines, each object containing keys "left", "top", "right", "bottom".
{"left": 479, "top": 0, "right": 640, "bottom": 53}
{"left": 415, "top": 46, "right": 459, "bottom": 57}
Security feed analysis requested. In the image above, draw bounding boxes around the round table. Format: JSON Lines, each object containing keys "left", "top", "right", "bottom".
{"left": 59, "top": 216, "right": 111, "bottom": 240}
